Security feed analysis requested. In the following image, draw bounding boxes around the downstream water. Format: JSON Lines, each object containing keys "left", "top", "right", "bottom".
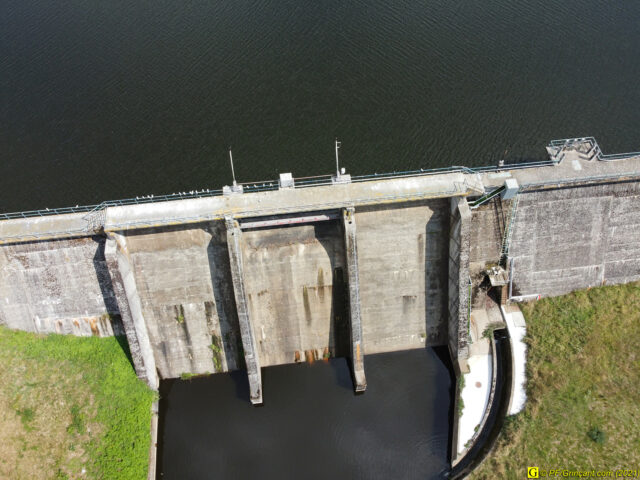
{"left": 2, "top": 0, "right": 640, "bottom": 212}
{"left": 158, "top": 349, "right": 454, "bottom": 479}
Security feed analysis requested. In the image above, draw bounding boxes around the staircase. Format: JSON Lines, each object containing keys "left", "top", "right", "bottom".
{"left": 500, "top": 193, "right": 520, "bottom": 262}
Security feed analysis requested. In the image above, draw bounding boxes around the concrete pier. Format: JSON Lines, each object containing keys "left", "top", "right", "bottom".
{"left": 225, "top": 216, "right": 263, "bottom": 404}
{"left": 104, "top": 233, "right": 158, "bottom": 389}
{"left": 448, "top": 197, "right": 472, "bottom": 374}
{"left": 343, "top": 207, "right": 366, "bottom": 392}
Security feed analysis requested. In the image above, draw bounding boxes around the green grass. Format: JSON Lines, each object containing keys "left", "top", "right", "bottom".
{"left": 0, "top": 327, "right": 156, "bottom": 479}
{"left": 472, "top": 282, "right": 640, "bottom": 478}
{"left": 67, "top": 404, "right": 85, "bottom": 435}
{"left": 15, "top": 407, "right": 36, "bottom": 431}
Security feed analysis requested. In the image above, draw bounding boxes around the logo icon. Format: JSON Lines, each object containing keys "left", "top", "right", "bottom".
{"left": 528, "top": 467, "right": 539, "bottom": 478}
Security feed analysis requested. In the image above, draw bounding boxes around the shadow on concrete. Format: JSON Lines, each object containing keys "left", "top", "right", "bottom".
{"left": 424, "top": 200, "right": 450, "bottom": 346}
{"left": 205, "top": 220, "right": 244, "bottom": 372}
{"left": 314, "top": 222, "right": 352, "bottom": 391}
{"left": 90, "top": 235, "right": 134, "bottom": 370}
{"left": 432, "top": 345, "right": 456, "bottom": 465}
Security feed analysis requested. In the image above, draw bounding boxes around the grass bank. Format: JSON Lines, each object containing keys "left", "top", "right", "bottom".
{"left": 0, "top": 327, "right": 155, "bottom": 479}
{"left": 472, "top": 282, "right": 640, "bottom": 478}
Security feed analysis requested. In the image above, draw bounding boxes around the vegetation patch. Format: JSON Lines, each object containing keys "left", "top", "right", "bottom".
{"left": 67, "top": 404, "right": 85, "bottom": 435}
{"left": 457, "top": 373, "right": 466, "bottom": 416}
{"left": 175, "top": 305, "right": 185, "bottom": 324}
{"left": 472, "top": 282, "right": 640, "bottom": 478}
{"left": 0, "top": 327, "right": 155, "bottom": 479}
{"left": 209, "top": 334, "right": 223, "bottom": 372}
{"left": 482, "top": 321, "right": 505, "bottom": 339}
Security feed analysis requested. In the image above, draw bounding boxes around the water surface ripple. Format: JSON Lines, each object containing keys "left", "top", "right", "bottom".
{"left": 2, "top": 0, "right": 640, "bottom": 211}
{"left": 158, "top": 349, "right": 454, "bottom": 480}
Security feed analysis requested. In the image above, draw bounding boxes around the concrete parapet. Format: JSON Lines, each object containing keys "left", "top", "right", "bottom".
{"left": 225, "top": 216, "right": 263, "bottom": 404}
{"left": 343, "top": 207, "right": 366, "bottom": 392}
{"left": 448, "top": 197, "right": 472, "bottom": 374}
{"left": 104, "top": 233, "right": 158, "bottom": 389}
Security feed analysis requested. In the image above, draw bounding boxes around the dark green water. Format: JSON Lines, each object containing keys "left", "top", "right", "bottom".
{"left": 158, "top": 349, "right": 454, "bottom": 480}
{"left": 2, "top": 0, "right": 640, "bottom": 212}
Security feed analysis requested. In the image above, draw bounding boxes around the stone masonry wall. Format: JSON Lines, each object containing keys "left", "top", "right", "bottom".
{"left": 469, "top": 198, "right": 510, "bottom": 271}
{"left": 0, "top": 236, "right": 122, "bottom": 336}
{"left": 448, "top": 197, "right": 471, "bottom": 372}
{"left": 509, "top": 180, "right": 640, "bottom": 296}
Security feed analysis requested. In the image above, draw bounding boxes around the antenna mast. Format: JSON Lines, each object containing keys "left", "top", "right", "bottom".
{"left": 335, "top": 138, "right": 341, "bottom": 178}
{"left": 229, "top": 147, "right": 237, "bottom": 186}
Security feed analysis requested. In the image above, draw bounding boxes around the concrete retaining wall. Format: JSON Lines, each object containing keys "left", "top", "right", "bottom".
{"left": 357, "top": 200, "right": 450, "bottom": 352}
{"left": 469, "top": 199, "right": 509, "bottom": 270}
{"left": 0, "top": 236, "right": 122, "bottom": 336}
{"left": 119, "top": 222, "right": 242, "bottom": 379}
{"left": 509, "top": 180, "right": 640, "bottom": 297}
{"left": 241, "top": 221, "right": 348, "bottom": 366}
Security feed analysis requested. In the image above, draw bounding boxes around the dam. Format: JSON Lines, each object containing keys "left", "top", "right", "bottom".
{"left": 1, "top": 137, "right": 640, "bottom": 467}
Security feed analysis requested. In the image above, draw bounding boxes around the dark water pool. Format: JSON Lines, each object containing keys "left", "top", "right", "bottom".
{"left": 157, "top": 348, "right": 454, "bottom": 479}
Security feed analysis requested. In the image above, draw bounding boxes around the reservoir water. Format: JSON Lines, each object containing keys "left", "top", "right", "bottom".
{"left": 2, "top": 0, "right": 640, "bottom": 212}
{"left": 157, "top": 348, "right": 454, "bottom": 479}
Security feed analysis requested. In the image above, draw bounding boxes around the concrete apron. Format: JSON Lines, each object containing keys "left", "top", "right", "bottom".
{"left": 453, "top": 303, "right": 527, "bottom": 464}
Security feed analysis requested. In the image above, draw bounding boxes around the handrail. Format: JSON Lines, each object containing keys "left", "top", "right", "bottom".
{"left": 548, "top": 137, "right": 640, "bottom": 163}
{"left": 469, "top": 185, "right": 505, "bottom": 209}
{"left": 1, "top": 137, "right": 638, "bottom": 221}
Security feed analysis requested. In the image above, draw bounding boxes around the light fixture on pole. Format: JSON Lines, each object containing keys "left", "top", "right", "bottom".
{"left": 331, "top": 138, "right": 351, "bottom": 184}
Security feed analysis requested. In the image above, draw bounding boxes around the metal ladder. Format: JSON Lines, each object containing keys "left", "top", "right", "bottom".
{"left": 500, "top": 193, "right": 520, "bottom": 262}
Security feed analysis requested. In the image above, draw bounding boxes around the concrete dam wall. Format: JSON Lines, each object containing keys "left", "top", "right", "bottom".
{"left": 1, "top": 137, "right": 639, "bottom": 401}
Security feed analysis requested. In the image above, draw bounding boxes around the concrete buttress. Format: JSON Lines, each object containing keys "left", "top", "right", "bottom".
{"left": 104, "top": 233, "right": 159, "bottom": 389}
{"left": 343, "top": 207, "right": 367, "bottom": 392}
{"left": 225, "top": 216, "right": 263, "bottom": 405}
{"left": 448, "top": 197, "right": 472, "bottom": 374}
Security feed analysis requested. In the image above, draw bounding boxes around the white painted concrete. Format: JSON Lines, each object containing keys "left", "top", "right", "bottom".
{"left": 457, "top": 344, "right": 492, "bottom": 454}
{"left": 501, "top": 306, "right": 527, "bottom": 415}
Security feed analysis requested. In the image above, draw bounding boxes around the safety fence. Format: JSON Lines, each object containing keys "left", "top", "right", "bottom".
{"left": 2, "top": 137, "right": 638, "bottom": 222}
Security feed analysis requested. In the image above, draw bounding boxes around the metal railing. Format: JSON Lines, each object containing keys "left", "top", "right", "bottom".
{"left": 0, "top": 163, "right": 541, "bottom": 222}
{"left": 469, "top": 185, "right": 505, "bottom": 209}
{"left": 500, "top": 193, "right": 520, "bottom": 262}
{"left": 548, "top": 137, "right": 640, "bottom": 162}
{"left": 0, "top": 189, "right": 225, "bottom": 220}
{"left": 2, "top": 137, "right": 639, "bottom": 223}
{"left": 0, "top": 165, "right": 486, "bottom": 221}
